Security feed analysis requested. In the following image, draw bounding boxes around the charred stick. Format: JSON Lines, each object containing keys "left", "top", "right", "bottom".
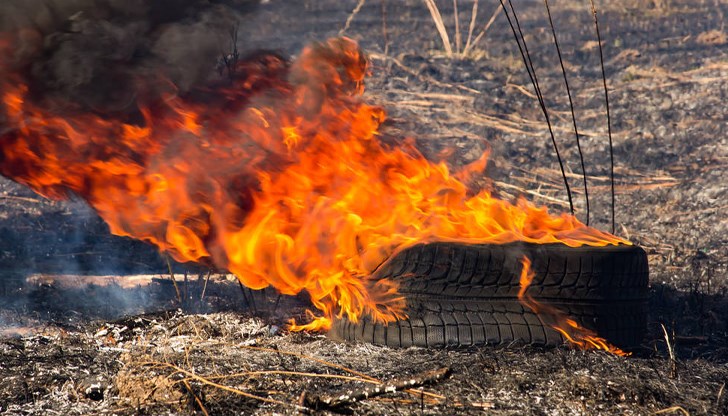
{"left": 183, "top": 270, "right": 189, "bottom": 305}
{"left": 234, "top": 278, "right": 259, "bottom": 314}
{"left": 218, "top": 24, "right": 240, "bottom": 81}
{"left": 165, "top": 255, "right": 182, "bottom": 304}
{"left": 498, "top": 0, "right": 575, "bottom": 215}
{"left": 271, "top": 293, "right": 282, "bottom": 315}
{"left": 543, "top": 0, "right": 590, "bottom": 225}
{"left": 589, "top": 0, "right": 616, "bottom": 234}
{"left": 200, "top": 269, "right": 212, "bottom": 301}
{"left": 420, "top": 386, "right": 425, "bottom": 412}
{"left": 182, "top": 379, "right": 210, "bottom": 416}
{"left": 248, "top": 287, "right": 258, "bottom": 314}
{"left": 237, "top": 279, "right": 252, "bottom": 309}
{"left": 301, "top": 367, "right": 451, "bottom": 412}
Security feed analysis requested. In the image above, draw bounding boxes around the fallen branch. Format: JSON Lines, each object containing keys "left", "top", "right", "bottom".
{"left": 141, "top": 361, "right": 300, "bottom": 410}
{"left": 300, "top": 367, "right": 451, "bottom": 412}
{"left": 0, "top": 195, "right": 47, "bottom": 204}
{"left": 238, "top": 344, "right": 445, "bottom": 401}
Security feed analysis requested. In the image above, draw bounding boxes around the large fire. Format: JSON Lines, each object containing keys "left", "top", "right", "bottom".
{"left": 0, "top": 36, "right": 626, "bottom": 331}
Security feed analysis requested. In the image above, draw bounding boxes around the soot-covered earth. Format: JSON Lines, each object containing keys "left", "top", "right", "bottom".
{"left": 1, "top": 0, "right": 727, "bottom": 414}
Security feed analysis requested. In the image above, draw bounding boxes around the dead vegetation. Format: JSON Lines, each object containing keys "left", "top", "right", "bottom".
{"left": 1, "top": 0, "right": 727, "bottom": 414}
{"left": 1, "top": 309, "right": 726, "bottom": 414}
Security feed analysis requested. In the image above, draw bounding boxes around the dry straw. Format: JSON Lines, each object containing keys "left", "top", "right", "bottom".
{"left": 424, "top": 0, "right": 502, "bottom": 58}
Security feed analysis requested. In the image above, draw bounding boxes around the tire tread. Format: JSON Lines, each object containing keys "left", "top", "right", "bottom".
{"left": 329, "top": 242, "right": 649, "bottom": 349}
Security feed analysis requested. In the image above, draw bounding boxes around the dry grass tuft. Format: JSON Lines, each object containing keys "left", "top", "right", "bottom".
{"left": 423, "top": 0, "right": 501, "bottom": 59}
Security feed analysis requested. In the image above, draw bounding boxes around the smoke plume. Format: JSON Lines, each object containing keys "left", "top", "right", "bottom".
{"left": 0, "top": 0, "right": 259, "bottom": 114}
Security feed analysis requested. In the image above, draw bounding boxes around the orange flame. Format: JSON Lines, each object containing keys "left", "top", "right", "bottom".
{"left": 0, "top": 37, "right": 628, "bottom": 330}
{"left": 518, "top": 257, "right": 629, "bottom": 356}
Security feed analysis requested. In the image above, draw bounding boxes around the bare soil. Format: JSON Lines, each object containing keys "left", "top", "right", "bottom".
{"left": 1, "top": 0, "right": 727, "bottom": 414}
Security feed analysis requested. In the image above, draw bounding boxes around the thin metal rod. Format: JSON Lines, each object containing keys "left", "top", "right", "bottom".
{"left": 543, "top": 0, "right": 590, "bottom": 225}
{"left": 499, "top": 0, "right": 574, "bottom": 214}
{"left": 238, "top": 279, "right": 252, "bottom": 309}
{"left": 589, "top": 0, "right": 615, "bottom": 234}
{"left": 248, "top": 287, "right": 258, "bottom": 314}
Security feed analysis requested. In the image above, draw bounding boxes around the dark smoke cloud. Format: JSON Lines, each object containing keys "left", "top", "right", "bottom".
{"left": 0, "top": 0, "right": 259, "bottom": 114}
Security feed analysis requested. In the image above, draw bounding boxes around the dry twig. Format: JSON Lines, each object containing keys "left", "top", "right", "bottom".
{"left": 424, "top": 0, "right": 453, "bottom": 57}
{"left": 0, "top": 195, "right": 46, "bottom": 204}
{"left": 463, "top": 0, "right": 478, "bottom": 54}
{"left": 165, "top": 255, "right": 182, "bottom": 304}
{"left": 181, "top": 379, "right": 209, "bottom": 416}
{"left": 237, "top": 345, "right": 446, "bottom": 401}
{"left": 187, "top": 370, "right": 377, "bottom": 385}
{"left": 463, "top": 3, "right": 502, "bottom": 56}
{"left": 661, "top": 323, "right": 678, "bottom": 378}
{"left": 340, "top": 0, "right": 367, "bottom": 36}
{"left": 142, "top": 361, "right": 301, "bottom": 410}
{"left": 300, "top": 367, "right": 451, "bottom": 412}
{"left": 493, "top": 180, "right": 570, "bottom": 208}
{"left": 653, "top": 405, "right": 691, "bottom": 416}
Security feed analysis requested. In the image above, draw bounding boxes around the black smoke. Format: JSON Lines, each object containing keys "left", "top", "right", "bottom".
{"left": 0, "top": 0, "right": 259, "bottom": 115}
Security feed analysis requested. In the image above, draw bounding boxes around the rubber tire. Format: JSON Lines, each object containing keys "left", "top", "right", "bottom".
{"left": 329, "top": 242, "right": 649, "bottom": 349}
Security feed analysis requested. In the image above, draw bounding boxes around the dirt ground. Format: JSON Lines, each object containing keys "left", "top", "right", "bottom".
{"left": 1, "top": 0, "right": 727, "bottom": 414}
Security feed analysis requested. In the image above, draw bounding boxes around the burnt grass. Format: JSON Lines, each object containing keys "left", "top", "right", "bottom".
{"left": 1, "top": 0, "right": 727, "bottom": 414}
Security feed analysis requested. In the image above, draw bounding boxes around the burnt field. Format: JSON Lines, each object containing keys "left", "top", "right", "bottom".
{"left": 1, "top": 0, "right": 727, "bottom": 414}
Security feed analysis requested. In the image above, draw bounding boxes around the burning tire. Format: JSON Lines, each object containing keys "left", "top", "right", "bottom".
{"left": 328, "top": 242, "right": 649, "bottom": 349}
